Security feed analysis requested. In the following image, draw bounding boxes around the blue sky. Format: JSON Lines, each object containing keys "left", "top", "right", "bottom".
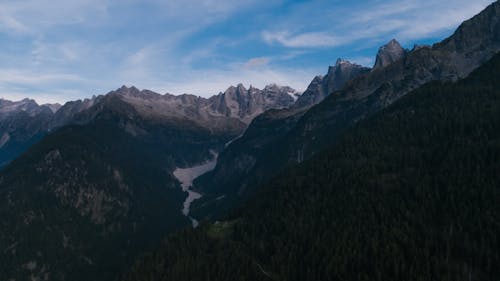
{"left": 0, "top": 0, "right": 496, "bottom": 104}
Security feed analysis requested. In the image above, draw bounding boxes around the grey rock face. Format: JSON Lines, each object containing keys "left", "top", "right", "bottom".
{"left": 208, "top": 83, "right": 296, "bottom": 124}
{"left": 294, "top": 59, "right": 371, "bottom": 108}
{"left": 373, "top": 39, "right": 406, "bottom": 69}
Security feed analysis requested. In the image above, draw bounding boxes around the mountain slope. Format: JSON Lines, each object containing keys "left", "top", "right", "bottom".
{"left": 192, "top": 59, "right": 371, "bottom": 216}
{"left": 124, "top": 50, "right": 500, "bottom": 281}
{"left": 0, "top": 99, "right": 59, "bottom": 167}
{"left": 0, "top": 84, "right": 296, "bottom": 167}
{"left": 0, "top": 93, "right": 242, "bottom": 281}
{"left": 193, "top": 1, "right": 500, "bottom": 218}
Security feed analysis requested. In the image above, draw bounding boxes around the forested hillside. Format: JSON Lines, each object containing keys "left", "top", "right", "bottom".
{"left": 124, "top": 52, "right": 500, "bottom": 281}
{"left": 0, "top": 95, "right": 237, "bottom": 281}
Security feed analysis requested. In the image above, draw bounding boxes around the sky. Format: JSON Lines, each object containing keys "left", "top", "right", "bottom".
{"left": 0, "top": 0, "right": 496, "bottom": 104}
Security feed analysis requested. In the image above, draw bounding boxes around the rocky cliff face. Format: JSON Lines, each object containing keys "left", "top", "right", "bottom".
{"left": 373, "top": 39, "right": 406, "bottom": 69}
{"left": 207, "top": 83, "right": 297, "bottom": 124}
{"left": 194, "top": 1, "right": 500, "bottom": 218}
{"left": 294, "top": 59, "right": 371, "bottom": 108}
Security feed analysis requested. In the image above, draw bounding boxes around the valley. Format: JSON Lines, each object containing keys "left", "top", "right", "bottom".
{"left": 1, "top": 1, "right": 499, "bottom": 281}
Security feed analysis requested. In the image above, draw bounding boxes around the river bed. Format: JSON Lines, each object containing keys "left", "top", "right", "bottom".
{"left": 173, "top": 151, "right": 217, "bottom": 227}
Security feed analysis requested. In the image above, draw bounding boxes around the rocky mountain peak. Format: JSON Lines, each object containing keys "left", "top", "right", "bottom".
{"left": 0, "top": 98, "right": 44, "bottom": 116}
{"left": 248, "top": 85, "right": 259, "bottom": 93}
{"left": 112, "top": 85, "right": 143, "bottom": 97}
{"left": 210, "top": 83, "right": 297, "bottom": 123}
{"left": 236, "top": 83, "right": 246, "bottom": 91}
{"left": 42, "top": 103, "right": 62, "bottom": 113}
{"left": 294, "top": 59, "right": 371, "bottom": 109}
{"left": 263, "top": 83, "right": 291, "bottom": 92}
{"left": 311, "top": 75, "right": 324, "bottom": 84}
{"left": 335, "top": 58, "right": 352, "bottom": 66}
{"left": 373, "top": 39, "right": 406, "bottom": 69}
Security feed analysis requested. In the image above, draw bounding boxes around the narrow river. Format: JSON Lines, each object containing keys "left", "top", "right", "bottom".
{"left": 172, "top": 151, "right": 218, "bottom": 227}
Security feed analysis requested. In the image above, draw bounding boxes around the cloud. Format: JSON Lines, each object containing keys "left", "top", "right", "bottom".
{"left": 0, "top": 0, "right": 109, "bottom": 34}
{"left": 155, "top": 0, "right": 266, "bottom": 24}
{"left": 262, "top": 31, "right": 343, "bottom": 48}
{"left": 0, "top": 0, "right": 495, "bottom": 105}
{"left": 0, "top": 69, "right": 89, "bottom": 104}
{"left": 262, "top": 0, "right": 496, "bottom": 48}
{"left": 348, "top": 0, "right": 496, "bottom": 41}
{"left": 345, "top": 56, "right": 375, "bottom": 67}
{"left": 160, "top": 66, "right": 317, "bottom": 96}
{"left": 244, "top": 57, "right": 270, "bottom": 68}
{"left": 0, "top": 70, "right": 84, "bottom": 85}
{"left": 0, "top": 12, "right": 30, "bottom": 33}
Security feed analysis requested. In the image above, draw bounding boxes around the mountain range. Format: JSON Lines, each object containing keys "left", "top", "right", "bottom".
{"left": 192, "top": 1, "right": 500, "bottom": 219}
{"left": 125, "top": 43, "right": 500, "bottom": 281}
{"left": 1, "top": 1, "right": 500, "bottom": 281}
{"left": 0, "top": 84, "right": 298, "bottom": 168}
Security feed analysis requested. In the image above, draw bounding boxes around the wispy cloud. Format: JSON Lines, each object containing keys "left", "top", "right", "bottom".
{"left": 0, "top": 70, "right": 84, "bottom": 84}
{"left": 0, "top": 11, "right": 30, "bottom": 33}
{"left": 0, "top": 0, "right": 109, "bottom": 34}
{"left": 349, "top": 0, "right": 496, "bottom": 41}
{"left": 262, "top": 31, "right": 343, "bottom": 48}
{"left": 262, "top": 0, "right": 496, "bottom": 48}
{"left": 160, "top": 66, "right": 316, "bottom": 96}
{"left": 244, "top": 57, "right": 270, "bottom": 68}
{"left": 0, "top": 0, "right": 495, "bottom": 104}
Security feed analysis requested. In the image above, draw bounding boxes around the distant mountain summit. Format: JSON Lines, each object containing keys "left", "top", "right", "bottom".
{"left": 373, "top": 39, "right": 406, "bottom": 69}
{"left": 106, "top": 83, "right": 296, "bottom": 130}
{"left": 0, "top": 99, "right": 60, "bottom": 166}
{"left": 0, "top": 98, "right": 59, "bottom": 116}
{"left": 0, "top": 83, "right": 298, "bottom": 166}
{"left": 294, "top": 58, "right": 371, "bottom": 108}
{"left": 209, "top": 83, "right": 297, "bottom": 124}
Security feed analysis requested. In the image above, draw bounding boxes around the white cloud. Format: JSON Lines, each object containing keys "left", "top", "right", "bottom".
{"left": 159, "top": 66, "right": 317, "bottom": 96}
{"left": 0, "top": 69, "right": 89, "bottom": 104}
{"left": 345, "top": 56, "right": 375, "bottom": 67}
{"left": 0, "top": 0, "right": 496, "bottom": 105}
{"left": 155, "top": 0, "right": 267, "bottom": 24}
{"left": 0, "top": 0, "right": 109, "bottom": 34}
{"left": 349, "top": 0, "right": 497, "bottom": 41}
{"left": 262, "top": 0, "right": 496, "bottom": 48}
{"left": 0, "top": 69, "right": 84, "bottom": 85}
{"left": 0, "top": 12, "right": 30, "bottom": 33}
{"left": 262, "top": 31, "right": 343, "bottom": 48}
{"left": 244, "top": 57, "right": 270, "bottom": 68}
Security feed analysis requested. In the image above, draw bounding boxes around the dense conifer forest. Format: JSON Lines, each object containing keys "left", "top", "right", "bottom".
{"left": 123, "top": 53, "right": 500, "bottom": 281}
